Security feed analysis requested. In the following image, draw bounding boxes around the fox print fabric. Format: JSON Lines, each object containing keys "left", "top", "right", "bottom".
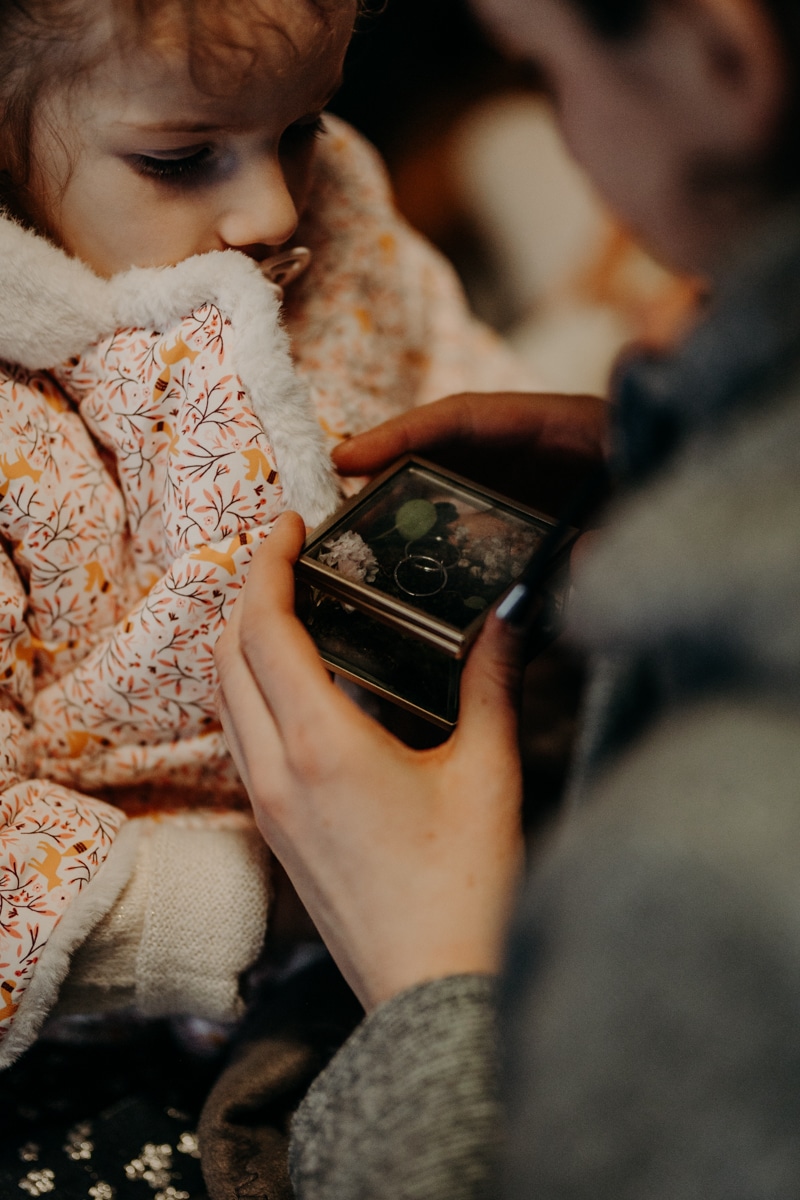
{"left": 0, "top": 302, "right": 295, "bottom": 1055}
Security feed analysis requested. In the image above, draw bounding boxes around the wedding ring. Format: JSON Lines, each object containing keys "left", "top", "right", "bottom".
{"left": 394, "top": 554, "right": 448, "bottom": 597}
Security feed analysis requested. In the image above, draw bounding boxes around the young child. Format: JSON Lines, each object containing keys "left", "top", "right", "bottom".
{"left": 0, "top": 0, "right": 536, "bottom": 1067}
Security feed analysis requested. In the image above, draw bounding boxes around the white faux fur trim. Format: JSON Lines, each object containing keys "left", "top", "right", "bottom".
{"left": 0, "top": 216, "right": 339, "bottom": 526}
{"left": 0, "top": 216, "right": 110, "bottom": 367}
{"left": 0, "top": 820, "right": 141, "bottom": 1069}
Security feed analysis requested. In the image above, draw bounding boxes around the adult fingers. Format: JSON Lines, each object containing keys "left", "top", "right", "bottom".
{"left": 235, "top": 512, "right": 358, "bottom": 757}
{"left": 331, "top": 396, "right": 472, "bottom": 476}
{"left": 215, "top": 600, "right": 285, "bottom": 803}
{"left": 333, "top": 397, "right": 610, "bottom": 521}
{"left": 331, "top": 393, "right": 547, "bottom": 477}
{"left": 332, "top": 392, "right": 608, "bottom": 477}
{"left": 456, "top": 611, "right": 526, "bottom": 766}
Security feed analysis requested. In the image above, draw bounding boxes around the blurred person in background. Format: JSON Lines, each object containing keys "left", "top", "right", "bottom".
{"left": 212, "top": 0, "right": 800, "bottom": 1197}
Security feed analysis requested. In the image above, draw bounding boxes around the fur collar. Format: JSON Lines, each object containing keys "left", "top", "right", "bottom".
{"left": 0, "top": 214, "right": 339, "bottom": 526}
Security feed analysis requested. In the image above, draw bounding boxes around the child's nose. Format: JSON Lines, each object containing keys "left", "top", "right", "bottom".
{"left": 217, "top": 158, "right": 300, "bottom": 251}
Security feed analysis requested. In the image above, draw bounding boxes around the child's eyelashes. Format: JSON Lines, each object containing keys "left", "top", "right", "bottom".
{"left": 281, "top": 115, "right": 326, "bottom": 150}
{"left": 129, "top": 146, "right": 214, "bottom": 187}
{"left": 127, "top": 117, "right": 325, "bottom": 189}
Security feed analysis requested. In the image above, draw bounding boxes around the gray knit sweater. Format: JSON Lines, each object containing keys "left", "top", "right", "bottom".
{"left": 288, "top": 206, "right": 800, "bottom": 1199}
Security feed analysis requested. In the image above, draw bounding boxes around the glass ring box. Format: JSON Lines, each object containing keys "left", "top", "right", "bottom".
{"left": 295, "top": 456, "right": 575, "bottom": 728}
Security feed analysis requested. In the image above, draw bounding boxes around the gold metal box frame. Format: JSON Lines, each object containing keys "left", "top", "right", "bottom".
{"left": 296, "top": 455, "right": 573, "bottom": 727}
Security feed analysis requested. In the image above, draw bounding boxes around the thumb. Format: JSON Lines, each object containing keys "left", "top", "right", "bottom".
{"left": 457, "top": 611, "right": 525, "bottom": 751}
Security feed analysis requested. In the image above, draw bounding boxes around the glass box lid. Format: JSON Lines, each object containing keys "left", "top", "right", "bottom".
{"left": 296, "top": 456, "right": 563, "bottom": 658}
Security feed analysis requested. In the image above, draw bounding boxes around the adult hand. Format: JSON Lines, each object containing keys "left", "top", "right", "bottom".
{"left": 333, "top": 391, "right": 610, "bottom": 518}
{"left": 215, "top": 512, "right": 526, "bottom": 1013}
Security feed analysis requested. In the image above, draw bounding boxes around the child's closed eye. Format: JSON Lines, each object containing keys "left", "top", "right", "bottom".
{"left": 280, "top": 115, "right": 326, "bottom": 152}
{"left": 129, "top": 146, "right": 214, "bottom": 187}
{"left": 128, "top": 116, "right": 326, "bottom": 190}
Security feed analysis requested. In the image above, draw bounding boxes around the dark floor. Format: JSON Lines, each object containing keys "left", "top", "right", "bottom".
{"left": 3, "top": 1016, "right": 217, "bottom": 1199}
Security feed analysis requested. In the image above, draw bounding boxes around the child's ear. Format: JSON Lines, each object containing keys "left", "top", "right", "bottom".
{"left": 635, "top": 0, "right": 787, "bottom": 153}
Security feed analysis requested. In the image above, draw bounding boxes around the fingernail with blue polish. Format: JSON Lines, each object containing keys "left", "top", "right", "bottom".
{"left": 496, "top": 582, "right": 532, "bottom": 628}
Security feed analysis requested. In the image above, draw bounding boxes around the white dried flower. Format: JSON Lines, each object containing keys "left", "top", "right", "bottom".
{"left": 318, "top": 530, "right": 379, "bottom": 584}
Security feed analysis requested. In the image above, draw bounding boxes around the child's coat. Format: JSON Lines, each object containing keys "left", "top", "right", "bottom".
{"left": 0, "top": 118, "right": 534, "bottom": 1065}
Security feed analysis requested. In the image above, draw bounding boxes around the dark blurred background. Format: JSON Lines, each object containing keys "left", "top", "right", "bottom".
{"left": 329, "top": 0, "right": 530, "bottom": 312}
{"left": 328, "top": 0, "right": 694, "bottom": 386}
{"left": 331, "top": 0, "right": 513, "bottom": 161}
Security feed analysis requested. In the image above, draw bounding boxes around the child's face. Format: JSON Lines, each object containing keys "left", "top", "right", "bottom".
{"left": 22, "top": 1, "right": 356, "bottom": 277}
{"left": 475, "top": 0, "right": 786, "bottom": 276}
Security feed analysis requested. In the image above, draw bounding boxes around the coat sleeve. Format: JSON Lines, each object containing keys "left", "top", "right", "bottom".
{"left": 0, "top": 535, "right": 129, "bottom": 1067}
{"left": 0, "top": 277, "right": 315, "bottom": 1062}
{"left": 0, "top": 346, "right": 273, "bottom": 1065}
{"left": 0, "top": 683, "right": 269, "bottom": 1068}
{"left": 33, "top": 285, "right": 334, "bottom": 794}
{"left": 289, "top": 975, "right": 501, "bottom": 1200}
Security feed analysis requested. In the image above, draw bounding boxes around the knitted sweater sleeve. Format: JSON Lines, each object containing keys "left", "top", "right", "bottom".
{"left": 57, "top": 811, "right": 269, "bottom": 1023}
{"left": 289, "top": 975, "right": 501, "bottom": 1200}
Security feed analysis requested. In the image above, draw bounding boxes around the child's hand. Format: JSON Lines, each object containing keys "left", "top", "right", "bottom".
{"left": 333, "top": 391, "right": 610, "bottom": 517}
{"left": 215, "top": 512, "right": 526, "bottom": 1013}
